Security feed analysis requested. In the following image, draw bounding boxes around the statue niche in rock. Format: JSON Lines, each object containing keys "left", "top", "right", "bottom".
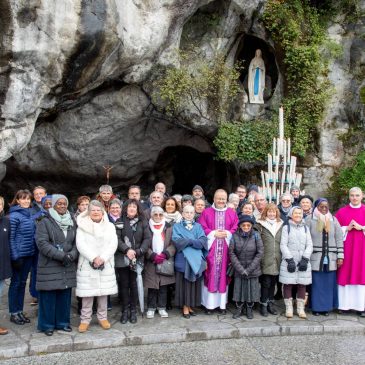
{"left": 248, "top": 49, "right": 265, "bottom": 104}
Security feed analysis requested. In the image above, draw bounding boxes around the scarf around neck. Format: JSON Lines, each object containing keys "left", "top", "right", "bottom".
{"left": 182, "top": 219, "right": 194, "bottom": 231}
{"left": 313, "top": 207, "right": 332, "bottom": 233}
{"left": 164, "top": 211, "right": 182, "bottom": 224}
{"left": 149, "top": 218, "right": 166, "bottom": 254}
{"left": 49, "top": 208, "right": 73, "bottom": 231}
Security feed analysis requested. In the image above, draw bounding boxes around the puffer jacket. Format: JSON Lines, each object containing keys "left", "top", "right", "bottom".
{"left": 35, "top": 214, "right": 78, "bottom": 291}
{"left": 279, "top": 220, "right": 313, "bottom": 285}
{"left": 76, "top": 211, "right": 118, "bottom": 297}
{"left": 256, "top": 219, "right": 283, "bottom": 275}
{"left": 229, "top": 229, "right": 264, "bottom": 278}
{"left": 305, "top": 215, "right": 344, "bottom": 271}
{"left": 9, "top": 205, "right": 36, "bottom": 260}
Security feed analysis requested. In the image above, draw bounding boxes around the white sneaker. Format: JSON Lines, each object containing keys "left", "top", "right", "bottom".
{"left": 158, "top": 309, "right": 169, "bottom": 318}
{"left": 146, "top": 309, "right": 155, "bottom": 319}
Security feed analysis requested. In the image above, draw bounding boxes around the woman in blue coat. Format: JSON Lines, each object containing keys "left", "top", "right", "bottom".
{"left": 8, "top": 190, "right": 37, "bottom": 325}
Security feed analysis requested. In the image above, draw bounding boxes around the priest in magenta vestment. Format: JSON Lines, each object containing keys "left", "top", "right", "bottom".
{"left": 335, "top": 187, "right": 365, "bottom": 313}
{"left": 198, "top": 189, "right": 238, "bottom": 311}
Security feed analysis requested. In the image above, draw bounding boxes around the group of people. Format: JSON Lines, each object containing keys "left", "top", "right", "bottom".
{"left": 0, "top": 182, "right": 364, "bottom": 336}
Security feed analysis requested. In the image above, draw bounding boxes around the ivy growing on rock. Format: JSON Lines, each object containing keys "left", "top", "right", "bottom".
{"left": 262, "top": 0, "right": 331, "bottom": 157}
{"left": 214, "top": 120, "right": 277, "bottom": 162}
{"left": 329, "top": 150, "right": 365, "bottom": 205}
{"left": 152, "top": 51, "right": 243, "bottom": 121}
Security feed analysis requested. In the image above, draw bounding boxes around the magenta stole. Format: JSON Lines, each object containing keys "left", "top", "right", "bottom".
{"left": 198, "top": 207, "right": 238, "bottom": 293}
{"left": 335, "top": 204, "right": 365, "bottom": 285}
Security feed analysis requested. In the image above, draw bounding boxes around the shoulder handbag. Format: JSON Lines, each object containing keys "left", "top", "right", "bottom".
{"left": 156, "top": 256, "right": 175, "bottom": 277}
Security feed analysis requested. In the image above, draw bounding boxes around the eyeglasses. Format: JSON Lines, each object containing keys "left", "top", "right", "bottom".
{"left": 282, "top": 200, "right": 291, "bottom": 202}
{"left": 153, "top": 213, "right": 164, "bottom": 217}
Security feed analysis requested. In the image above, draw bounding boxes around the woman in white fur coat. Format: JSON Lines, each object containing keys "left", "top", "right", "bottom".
{"left": 76, "top": 200, "right": 118, "bottom": 333}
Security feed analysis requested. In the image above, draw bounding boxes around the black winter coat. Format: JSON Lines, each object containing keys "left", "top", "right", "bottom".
{"left": 0, "top": 214, "right": 12, "bottom": 280}
{"left": 116, "top": 216, "right": 151, "bottom": 267}
{"left": 35, "top": 214, "right": 78, "bottom": 291}
{"left": 229, "top": 229, "right": 264, "bottom": 278}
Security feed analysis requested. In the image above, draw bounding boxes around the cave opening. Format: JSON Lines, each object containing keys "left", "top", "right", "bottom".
{"left": 137, "top": 146, "right": 239, "bottom": 202}
{"left": 236, "top": 34, "right": 278, "bottom": 102}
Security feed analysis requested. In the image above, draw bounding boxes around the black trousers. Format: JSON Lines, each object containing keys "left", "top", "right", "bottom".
{"left": 116, "top": 267, "right": 137, "bottom": 311}
{"left": 147, "top": 286, "right": 168, "bottom": 309}
{"left": 260, "top": 274, "right": 278, "bottom": 302}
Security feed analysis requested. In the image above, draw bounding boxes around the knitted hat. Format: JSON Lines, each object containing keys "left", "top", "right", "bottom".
{"left": 41, "top": 195, "right": 52, "bottom": 207}
{"left": 314, "top": 198, "right": 328, "bottom": 209}
{"left": 192, "top": 185, "right": 204, "bottom": 193}
{"left": 51, "top": 194, "right": 69, "bottom": 208}
{"left": 290, "top": 185, "right": 300, "bottom": 193}
{"left": 182, "top": 194, "right": 194, "bottom": 202}
{"left": 298, "top": 195, "right": 313, "bottom": 204}
{"left": 239, "top": 214, "right": 255, "bottom": 225}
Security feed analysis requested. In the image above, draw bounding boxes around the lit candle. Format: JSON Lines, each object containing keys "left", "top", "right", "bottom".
{"left": 287, "top": 138, "right": 291, "bottom": 164}
{"left": 273, "top": 138, "right": 276, "bottom": 160}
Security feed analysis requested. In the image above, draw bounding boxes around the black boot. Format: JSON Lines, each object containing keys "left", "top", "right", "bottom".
{"left": 10, "top": 314, "right": 25, "bottom": 325}
{"left": 232, "top": 303, "right": 244, "bottom": 319}
{"left": 267, "top": 300, "right": 277, "bottom": 315}
{"left": 18, "top": 312, "right": 31, "bottom": 323}
{"left": 260, "top": 302, "right": 268, "bottom": 317}
{"left": 246, "top": 303, "right": 254, "bottom": 320}
{"left": 120, "top": 310, "right": 128, "bottom": 324}
{"left": 130, "top": 309, "right": 137, "bottom": 324}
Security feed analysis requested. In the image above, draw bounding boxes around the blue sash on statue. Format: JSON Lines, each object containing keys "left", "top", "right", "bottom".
{"left": 254, "top": 67, "right": 260, "bottom": 95}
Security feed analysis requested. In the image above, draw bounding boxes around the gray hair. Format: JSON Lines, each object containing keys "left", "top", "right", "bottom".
{"left": 183, "top": 205, "right": 195, "bottom": 213}
{"left": 173, "top": 194, "right": 182, "bottom": 201}
{"left": 99, "top": 185, "right": 113, "bottom": 193}
{"left": 150, "top": 191, "right": 163, "bottom": 200}
{"left": 109, "top": 198, "right": 122, "bottom": 208}
{"left": 280, "top": 193, "right": 293, "bottom": 203}
{"left": 228, "top": 193, "right": 240, "bottom": 203}
{"left": 87, "top": 200, "right": 105, "bottom": 214}
{"left": 151, "top": 206, "right": 164, "bottom": 215}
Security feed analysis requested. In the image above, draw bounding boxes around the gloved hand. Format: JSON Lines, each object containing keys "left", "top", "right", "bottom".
{"left": 298, "top": 257, "right": 309, "bottom": 271}
{"left": 154, "top": 253, "right": 166, "bottom": 265}
{"left": 12, "top": 258, "right": 24, "bottom": 271}
{"left": 286, "top": 258, "right": 296, "bottom": 273}
{"left": 63, "top": 254, "right": 73, "bottom": 267}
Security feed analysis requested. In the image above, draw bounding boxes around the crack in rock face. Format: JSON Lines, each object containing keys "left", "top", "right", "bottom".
{"left": 0, "top": 0, "right": 364, "bottom": 197}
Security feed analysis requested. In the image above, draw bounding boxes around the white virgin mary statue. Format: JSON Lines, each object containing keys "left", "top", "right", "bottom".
{"left": 248, "top": 49, "right": 265, "bottom": 104}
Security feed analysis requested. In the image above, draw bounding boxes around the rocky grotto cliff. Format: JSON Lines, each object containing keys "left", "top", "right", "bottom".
{"left": 0, "top": 0, "right": 364, "bottom": 199}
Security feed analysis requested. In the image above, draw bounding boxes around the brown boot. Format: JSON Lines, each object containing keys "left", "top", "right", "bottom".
{"left": 98, "top": 320, "right": 111, "bottom": 330}
{"left": 0, "top": 327, "right": 8, "bottom": 335}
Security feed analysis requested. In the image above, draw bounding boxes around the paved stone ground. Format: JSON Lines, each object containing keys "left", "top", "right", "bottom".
{"left": 1, "top": 280, "right": 365, "bottom": 360}
{"left": 1, "top": 335, "right": 365, "bottom": 365}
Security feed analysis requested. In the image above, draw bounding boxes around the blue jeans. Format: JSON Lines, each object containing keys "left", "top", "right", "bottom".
{"left": 8, "top": 256, "right": 33, "bottom": 314}
{"left": 38, "top": 289, "right": 72, "bottom": 331}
